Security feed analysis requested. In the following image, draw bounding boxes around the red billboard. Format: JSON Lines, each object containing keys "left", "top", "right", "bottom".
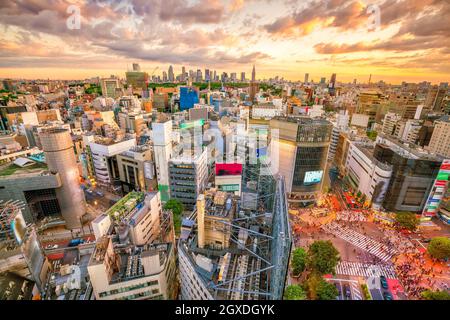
{"left": 215, "top": 163, "right": 243, "bottom": 176}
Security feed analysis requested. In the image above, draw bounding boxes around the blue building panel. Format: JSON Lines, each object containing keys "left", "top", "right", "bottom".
{"left": 180, "top": 86, "right": 199, "bottom": 111}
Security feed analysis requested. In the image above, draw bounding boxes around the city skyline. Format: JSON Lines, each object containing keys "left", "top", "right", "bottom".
{"left": 0, "top": 0, "right": 449, "bottom": 84}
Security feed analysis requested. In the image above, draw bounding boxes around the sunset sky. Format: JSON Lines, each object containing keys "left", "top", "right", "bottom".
{"left": 0, "top": 0, "right": 449, "bottom": 84}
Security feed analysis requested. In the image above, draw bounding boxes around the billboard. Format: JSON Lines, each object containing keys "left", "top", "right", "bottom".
{"left": 423, "top": 159, "right": 450, "bottom": 217}
{"left": 215, "top": 163, "right": 243, "bottom": 176}
{"left": 304, "top": 170, "right": 323, "bottom": 185}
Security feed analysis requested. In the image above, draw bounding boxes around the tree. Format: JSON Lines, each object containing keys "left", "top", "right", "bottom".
{"left": 394, "top": 212, "right": 419, "bottom": 231}
{"left": 284, "top": 285, "right": 307, "bottom": 300}
{"left": 307, "top": 240, "right": 340, "bottom": 275}
{"left": 164, "top": 199, "right": 184, "bottom": 236}
{"left": 427, "top": 237, "right": 450, "bottom": 260}
{"left": 291, "top": 248, "right": 307, "bottom": 276}
{"left": 303, "top": 273, "right": 321, "bottom": 300}
{"left": 316, "top": 279, "right": 339, "bottom": 300}
{"left": 421, "top": 289, "right": 450, "bottom": 300}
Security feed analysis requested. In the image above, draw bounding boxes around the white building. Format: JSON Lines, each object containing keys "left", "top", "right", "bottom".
{"left": 345, "top": 142, "right": 393, "bottom": 208}
{"left": 152, "top": 120, "right": 173, "bottom": 202}
{"left": 87, "top": 238, "right": 177, "bottom": 300}
{"left": 86, "top": 136, "right": 136, "bottom": 184}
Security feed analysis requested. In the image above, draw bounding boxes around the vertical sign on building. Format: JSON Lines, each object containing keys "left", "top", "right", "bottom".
{"left": 422, "top": 159, "right": 450, "bottom": 218}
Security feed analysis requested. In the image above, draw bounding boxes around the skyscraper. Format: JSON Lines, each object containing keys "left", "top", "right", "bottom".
{"left": 39, "top": 128, "right": 86, "bottom": 229}
{"left": 304, "top": 73, "right": 309, "bottom": 84}
{"left": 163, "top": 71, "right": 168, "bottom": 82}
{"left": 205, "top": 69, "right": 210, "bottom": 82}
{"left": 168, "top": 65, "right": 174, "bottom": 82}
{"left": 241, "top": 72, "right": 245, "bottom": 82}
{"left": 181, "top": 66, "right": 186, "bottom": 82}
{"left": 251, "top": 64, "right": 256, "bottom": 82}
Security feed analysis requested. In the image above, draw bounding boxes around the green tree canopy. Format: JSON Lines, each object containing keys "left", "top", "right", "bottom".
{"left": 421, "top": 289, "right": 450, "bottom": 300}
{"left": 427, "top": 237, "right": 450, "bottom": 260}
{"left": 163, "top": 199, "right": 184, "bottom": 236}
{"left": 316, "top": 279, "right": 339, "bottom": 300}
{"left": 291, "top": 248, "right": 307, "bottom": 276}
{"left": 307, "top": 240, "right": 340, "bottom": 275}
{"left": 394, "top": 212, "right": 419, "bottom": 231}
{"left": 284, "top": 285, "right": 307, "bottom": 300}
{"left": 164, "top": 199, "right": 184, "bottom": 216}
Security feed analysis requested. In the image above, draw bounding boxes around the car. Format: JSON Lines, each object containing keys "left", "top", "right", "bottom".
{"left": 380, "top": 276, "right": 388, "bottom": 289}
{"left": 383, "top": 292, "right": 393, "bottom": 300}
{"left": 68, "top": 238, "right": 85, "bottom": 247}
{"left": 95, "top": 190, "right": 104, "bottom": 197}
{"left": 85, "top": 189, "right": 94, "bottom": 194}
{"left": 422, "top": 238, "right": 432, "bottom": 243}
{"left": 343, "top": 284, "right": 351, "bottom": 299}
{"left": 45, "top": 244, "right": 52, "bottom": 249}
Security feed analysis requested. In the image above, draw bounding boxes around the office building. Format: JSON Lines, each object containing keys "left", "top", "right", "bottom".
{"left": 374, "top": 134, "right": 443, "bottom": 212}
{"left": 84, "top": 135, "right": 137, "bottom": 186}
{"left": 180, "top": 86, "right": 199, "bottom": 111}
{"left": 152, "top": 120, "right": 173, "bottom": 202}
{"left": 269, "top": 116, "right": 332, "bottom": 204}
{"left": 88, "top": 237, "right": 177, "bottom": 300}
{"left": 117, "top": 145, "right": 157, "bottom": 193}
{"left": 345, "top": 142, "right": 393, "bottom": 208}
{"left": 100, "top": 78, "right": 120, "bottom": 99}
{"left": 179, "top": 175, "right": 291, "bottom": 300}
{"left": 169, "top": 149, "right": 208, "bottom": 209}
{"left": 428, "top": 115, "right": 450, "bottom": 158}
{"left": 126, "top": 70, "right": 148, "bottom": 90}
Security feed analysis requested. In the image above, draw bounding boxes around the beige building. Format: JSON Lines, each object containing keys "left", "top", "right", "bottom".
{"left": 87, "top": 237, "right": 177, "bottom": 300}
{"left": 428, "top": 116, "right": 450, "bottom": 158}
{"left": 197, "top": 191, "right": 234, "bottom": 250}
{"left": 117, "top": 145, "right": 157, "bottom": 193}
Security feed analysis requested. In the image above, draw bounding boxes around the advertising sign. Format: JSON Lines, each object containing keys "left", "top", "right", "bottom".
{"left": 304, "top": 170, "right": 324, "bottom": 185}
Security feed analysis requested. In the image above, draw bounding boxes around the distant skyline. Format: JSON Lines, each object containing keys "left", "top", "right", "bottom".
{"left": 0, "top": 0, "right": 449, "bottom": 84}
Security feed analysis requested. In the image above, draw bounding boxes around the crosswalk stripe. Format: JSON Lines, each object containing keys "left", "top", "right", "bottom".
{"left": 334, "top": 261, "right": 398, "bottom": 279}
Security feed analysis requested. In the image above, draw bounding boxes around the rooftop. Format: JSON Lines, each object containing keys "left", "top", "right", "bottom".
{"left": 105, "top": 191, "right": 146, "bottom": 222}
{"left": 0, "top": 161, "right": 48, "bottom": 177}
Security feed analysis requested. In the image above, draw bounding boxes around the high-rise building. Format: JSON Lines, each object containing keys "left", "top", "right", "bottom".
{"left": 168, "top": 65, "right": 174, "bottom": 82}
{"left": 152, "top": 120, "right": 173, "bottom": 202}
{"left": 269, "top": 116, "right": 332, "bottom": 204}
{"left": 162, "top": 71, "right": 168, "bottom": 82}
{"left": 251, "top": 65, "right": 256, "bottom": 82}
{"left": 205, "top": 69, "right": 210, "bottom": 82}
{"left": 126, "top": 70, "right": 148, "bottom": 90}
{"left": 100, "top": 78, "right": 120, "bottom": 98}
{"left": 169, "top": 149, "right": 208, "bottom": 209}
{"left": 181, "top": 66, "right": 186, "bottom": 82}
{"left": 39, "top": 128, "right": 86, "bottom": 229}
{"left": 178, "top": 174, "right": 292, "bottom": 300}
{"left": 240, "top": 72, "right": 245, "bottom": 82}
{"left": 179, "top": 86, "right": 199, "bottom": 111}
{"left": 196, "top": 69, "right": 202, "bottom": 82}
{"left": 304, "top": 73, "right": 309, "bottom": 84}
{"left": 132, "top": 63, "right": 141, "bottom": 72}
{"left": 374, "top": 134, "right": 443, "bottom": 213}
{"left": 428, "top": 115, "right": 450, "bottom": 158}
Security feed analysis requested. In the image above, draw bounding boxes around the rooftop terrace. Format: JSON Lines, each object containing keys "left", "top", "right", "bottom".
{"left": 0, "top": 161, "right": 48, "bottom": 177}
{"left": 105, "top": 191, "right": 146, "bottom": 222}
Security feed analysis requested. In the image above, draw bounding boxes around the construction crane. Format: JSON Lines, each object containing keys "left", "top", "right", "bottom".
{"left": 146, "top": 66, "right": 159, "bottom": 86}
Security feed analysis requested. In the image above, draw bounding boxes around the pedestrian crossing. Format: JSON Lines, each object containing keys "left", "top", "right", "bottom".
{"left": 350, "top": 281, "right": 362, "bottom": 300}
{"left": 322, "top": 222, "right": 397, "bottom": 262}
{"left": 335, "top": 261, "right": 398, "bottom": 279}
